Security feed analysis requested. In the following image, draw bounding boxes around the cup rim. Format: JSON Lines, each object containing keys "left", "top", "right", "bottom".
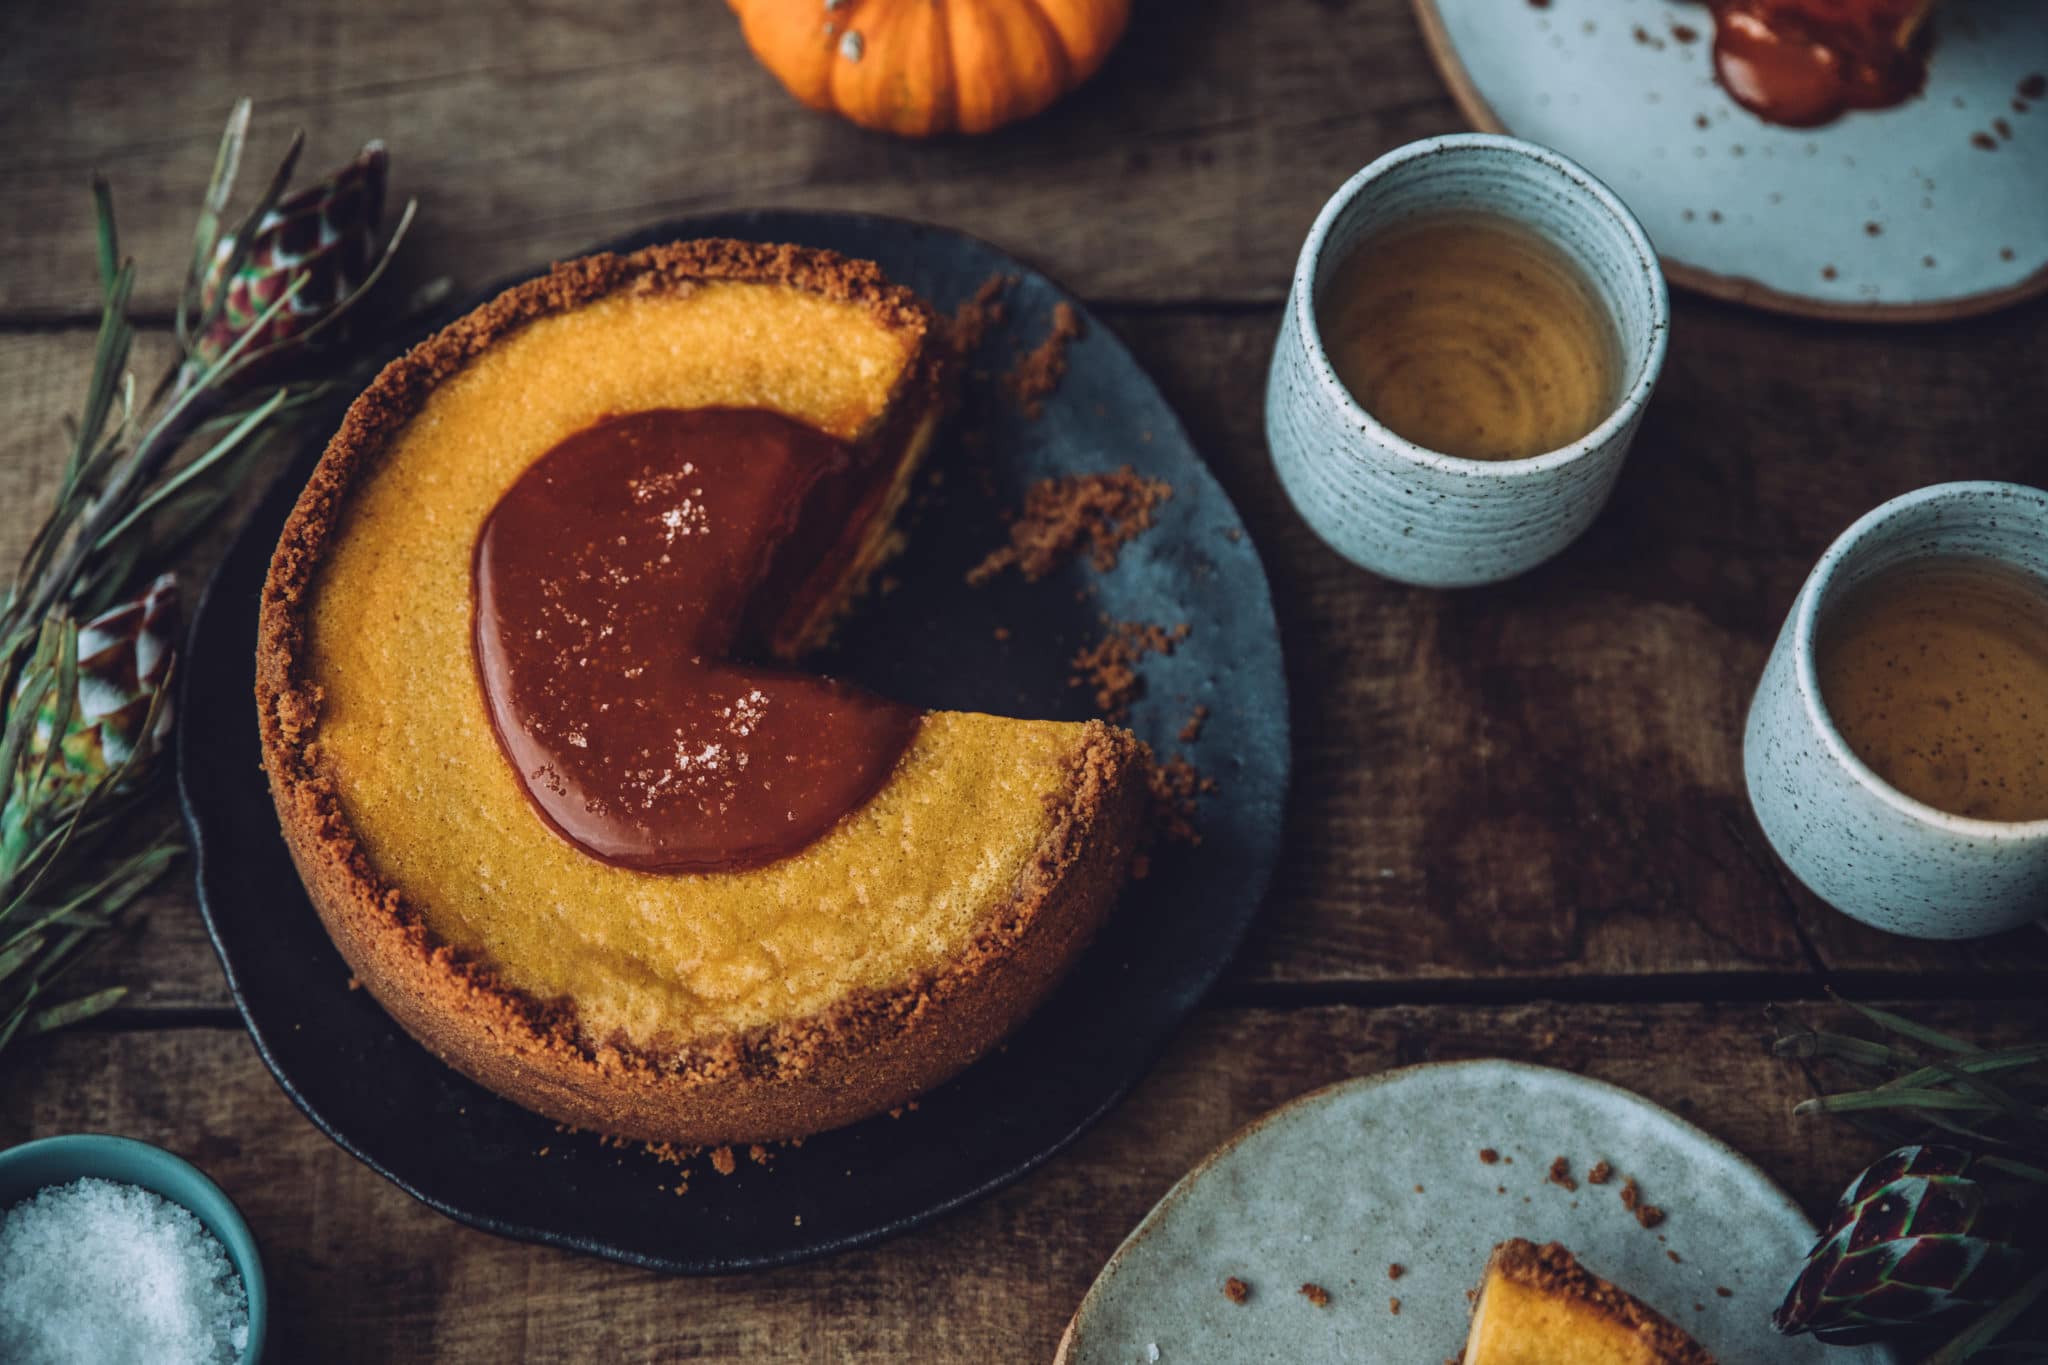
{"left": 1293, "top": 132, "right": 1670, "bottom": 478}
{"left": 1791, "top": 479, "right": 2048, "bottom": 838}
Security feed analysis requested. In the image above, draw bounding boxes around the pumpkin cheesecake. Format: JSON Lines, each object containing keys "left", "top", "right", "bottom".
{"left": 1464, "top": 1240, "right": 1718, "bottom": 1365}
{"left": 257, "top": 240, "right": 1149, "bottom": 1145}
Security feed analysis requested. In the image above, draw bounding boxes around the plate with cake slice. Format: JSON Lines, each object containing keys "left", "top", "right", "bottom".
{"left": 1413, "top": 0, "right": 2048, "bottom": 320}
{"left": 179, "top": 211, "right": 1289, "bottom": 1271}
{"left": 1056, "top": 1059, "right": 1897, "bottom": 1364}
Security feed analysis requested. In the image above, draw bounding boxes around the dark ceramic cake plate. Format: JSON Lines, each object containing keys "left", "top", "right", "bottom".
{"left": 177, "top": 210, "right": 1290, "bottom": 1273}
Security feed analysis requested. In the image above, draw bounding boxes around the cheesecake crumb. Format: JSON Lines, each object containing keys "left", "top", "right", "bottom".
{"left": 1130, "top": 748, "right": 1211, "bottom": 877}
{"left": 1414, "top": 1184, "right": 1426, "bottom": 1194}
{"left": 1300, "top": 1283, "right": 1331, "bottom": 1308}
{"left": 1587, "top": 1160, "right": 1613, "bottom": 1185}
{"left": 1071, "top": 620, "right": 1190, "bottom": 719}
{"left": 1390, "top": 1296, "right": 1402, "bottom": 1315}
{"left": 345, "top": 974, "right": 361, "bottom": 991}
{"left": 1008, "top": 301, "right": 1085, "bottom": 417}
{"left": 1667, "top": 1249, "right": 1682, "bottom": 1264}
{"left": 1179, "top": 705, "right": 1210, "bottom": 743}
{"left": 748, "top": 1144, "right": 773, "bottom": 1168}
{"left": 1223, "top": 1277, "right": 1251, "bottom": 1304}
{"left": 644, "top": 1140, "right": 700, "bottom": 1167}
{"left": 1479, "top": 1148, "right": 1500, "bottom": 1165}
{"left": 1620, "top": 1177, "right": 1641, "bottom": 1211}
{"left": 1388, "top": 1264, "right": 1405, "bottom": 1280}
{"left": 1548, "top": 1156, "right": 1578, "bottom": 1192}
{"left": 969, "top": 468, "right": 1173, "bottom": 585}
{"left": 709, "top": 1146, "right": 737, "bottom": 1176}
{"left": 1715, "top": 1286, "right": 1732, "bottom": 1297}
{"left": 1637, "top": 1203, "right": 1666, "bottom": 1229}
{"left": 949, "top": 274, "right": 1013, "bottom": 357}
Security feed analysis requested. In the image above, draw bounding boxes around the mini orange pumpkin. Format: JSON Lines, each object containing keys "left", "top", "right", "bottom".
{"left": 728, "top": 0, "right": 1133, "bottom": 137}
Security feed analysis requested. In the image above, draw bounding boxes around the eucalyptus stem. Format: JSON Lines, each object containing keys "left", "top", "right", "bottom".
{"left": 0, "top": 100, "right": 411, "bottom": 1058}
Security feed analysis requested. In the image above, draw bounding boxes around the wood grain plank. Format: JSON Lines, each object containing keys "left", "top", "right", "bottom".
{"left": 0, "top": 0, "right": 1455, "bottom": 317}
{"left": 2, "top": 999, "right": 2033, "bottom": 1362}
{"left": 1118, "top": 295, "right": 2048, "bottom": 983}
{"left": 6, "top": 291, "right": 2046, "bottom": 1011}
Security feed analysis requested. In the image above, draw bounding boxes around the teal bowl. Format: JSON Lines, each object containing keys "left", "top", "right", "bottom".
{"left": 0, "top": 1134, "right": 267, "bottom": 1363}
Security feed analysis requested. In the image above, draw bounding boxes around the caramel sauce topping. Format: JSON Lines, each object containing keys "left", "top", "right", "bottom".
{"left": 473, "top": 408, "right": 919, "bottom": 872}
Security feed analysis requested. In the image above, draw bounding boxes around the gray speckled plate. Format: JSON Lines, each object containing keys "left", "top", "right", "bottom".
{"left": 1058, "top": 1060, "right": 1896, "bottom": 1364}
{"left": 1414, "top": 0, "right": 2048, "bottom": 320}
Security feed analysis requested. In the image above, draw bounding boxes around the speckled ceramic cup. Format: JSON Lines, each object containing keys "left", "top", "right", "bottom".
{"left": 1266, "top": 134, "right": 1668, "bottom": 587}
{"left": 1744, "top": 482, "right": 2048, "bottom": 940}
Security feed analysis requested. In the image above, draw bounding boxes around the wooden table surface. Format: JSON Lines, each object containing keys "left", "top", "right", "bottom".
{"left": 3, "top": 1, "right": 2043, "bottom": 1359}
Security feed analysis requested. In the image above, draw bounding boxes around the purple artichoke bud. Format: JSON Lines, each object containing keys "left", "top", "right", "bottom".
{"left": 194, "top": 142, "right": 388, "bottom": 370}
{"left": 1776, "top": 1144, "right": 2040, "bottom": 1344}
{"left": 25, "top": 574, "right": 179, "bottom": 805}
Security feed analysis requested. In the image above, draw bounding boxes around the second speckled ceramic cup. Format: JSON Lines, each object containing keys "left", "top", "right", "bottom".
{"left": 1266, "top": 134, "right": 1669, "bottom": 587}
{"left": 1744, "top": 482, "right": 2048, "bottom": 940}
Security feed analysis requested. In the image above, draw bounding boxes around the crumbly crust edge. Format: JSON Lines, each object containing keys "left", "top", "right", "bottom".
{"left": 1487, "top": 1240, "right": 1720, "bottom": 1365}
{"left": 254, "top": 240, "right": 1144, "bottom": 1140}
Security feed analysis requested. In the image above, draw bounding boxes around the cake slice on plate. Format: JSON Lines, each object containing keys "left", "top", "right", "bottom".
{"left": 1464, "top": 1239, "right": 1718, "bottom": 1365}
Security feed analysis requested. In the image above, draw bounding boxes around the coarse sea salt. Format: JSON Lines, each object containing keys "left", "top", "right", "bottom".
{"left": 0, "top": 1176, "right": 249, "bottom": 1365}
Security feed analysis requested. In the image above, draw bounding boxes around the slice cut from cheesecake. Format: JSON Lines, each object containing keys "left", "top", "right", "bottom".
{"left": 257, "top": 241, "right": 1149, "bottom": 1144}
{"left": 1465, "top": 1239, "right": 1719, "bottom": 1365}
